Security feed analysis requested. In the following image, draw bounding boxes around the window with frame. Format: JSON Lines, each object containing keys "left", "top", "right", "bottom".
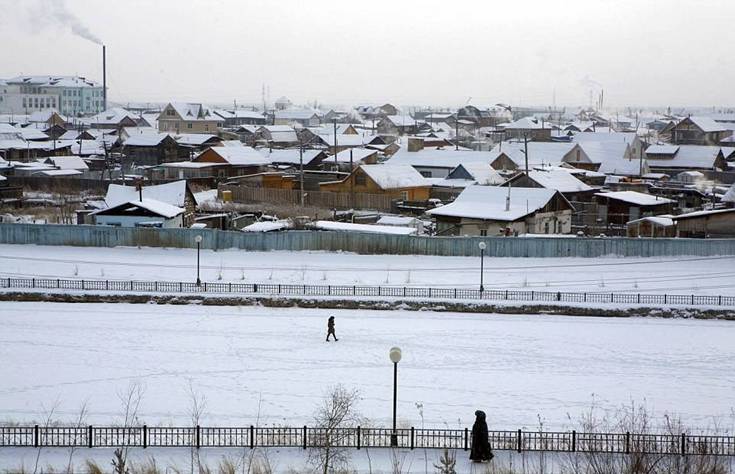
{"left": 187, "top": 123, "right": 193, "bottom": 129}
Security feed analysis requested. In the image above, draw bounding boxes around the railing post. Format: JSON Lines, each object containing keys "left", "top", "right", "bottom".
{"left": 571, "top": 430, "right": 576, "bottom": 452}
{"left": 303, "top": 425, "right": 307, "bottom": 449}
{"left": 454, "top": 288, "right": 457, "bottom": 298}
{"left": 143, "top": 424, "right": 147, "bottom": 448}
{"left": 719, "top": 295, "right": 722, "bottom": 305}
{"left": 691, "top": 295, "right": 694, "bottom": 305}
{"left": 517, "top": 429, "right": 522, "bottom": 452}
{"left": 34, "top": 424, "right": 39, "bottom": 448}
{"left": 196, "top": 424, "right": 200, "bottom": 449}
{"left": 88, "top": 425, "right": 93, "bottom": 448}
{"left": 531, "top": 291, "right": 534, "bottom": 301}
{"left": 610, "top": 292, "right": 613, "bottom": 302}
{"left": 410, "top": 427, "right": 414, "bottom": 450}
{"left": 638, "top": 293, "right": 640, "bottom": 304}
{"left": 155, "top": 281, "right": 158, "bottom": 292}
{"left": 429, "top": 287, "right": 432, "bottom": 298}
{"left": 556, "top": 291, "right": 561, "bottom": 301}
{"left": 357, "top": 426, "right": 361, "bottom": 450}
{"left": 664, "top": 294, "right": 667, "bottom": 304}
{"left": 253, "top": 283, "right": 258, "bottom": 293}
{"left": 228, "top": 282, "right": 232, "bottom": 292}
{"left": 204, "top": 282, "right": 207, "bottom": 292}
{"left": 328, "top": 285, "right": 331, "bottom": 296}
{"left": 625, "top": 431, "right": 630, "bottom": 454}
{"left": 81, "top": 280, "right": 85, "bottom": 290}
{"left": 32, "top": 278, "right": 35, "bottom": 288}
{"left": 584, "top": 292, "right": 587, "bottom": 302}
{"left": 464, "top": 428, "right": 469, "bottom": 451}
{"left": 106, "top": 280, "right": 109, "bottom": 291}
{"left": 250, "top": 425, "right": 255, "bottom": 449}
{"left": 681, "top": 433, "right": 686, "bottom": 455}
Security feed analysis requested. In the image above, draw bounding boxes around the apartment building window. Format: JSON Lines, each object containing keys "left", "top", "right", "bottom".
{"left": 22, "top": 98, "right": 26, "bottom": 107}
{"left": 187, "top": 123, "right": 192, "bottom": 129}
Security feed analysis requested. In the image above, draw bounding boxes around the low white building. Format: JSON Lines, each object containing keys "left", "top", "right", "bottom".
{"left": 427, "top": 185, "right": 574, "bottom": 236}
{"left": 91, "top": 198, "right": 185, "bottom": 228}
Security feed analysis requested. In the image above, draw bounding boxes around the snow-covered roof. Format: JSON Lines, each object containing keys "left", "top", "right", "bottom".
{"left": 383, "top": 115, "right": 417, "bottom": 127}
{"left": 376, "top": 215, "right": 420, "bottom": 226}
{"left": 572, "top": 131, "right": 639, "bottom": 144}
{"left": 595, "top": 191, "right": 673, "bottom": 206}
{"left": 87, "top": 108, "right": 137, "bottom": 125}
{"left": 202, "top": 147, "right": 271, "bottom": 166}
{"left": 105, "top": 180, "right": 188, "bottom": 208}
{"left": 18, "top": 128, "right": 49, "bottom": 141}
{"left": 34, "top": 169, "right": 83, "bottom": 177}
{"left": 0, "top": 175, "right": 6, "bottom": 182}
{"left": 214, "top": 109, "right": 265, "bottom": 120}
{"left": 646, "top": 144, "right": 679, "bottom": 155}
{"left": 261, "top": 149, "right": 322, "bottom": 165}
{"left": 318, "top": 134, "right": 367, "bottom": 147}
{"left": 523, "top": 170, "right": 593, "bottom": 193}
{"left": 6, "top": 75, "right": 100, "bottom": 88}
{"left": 387, "top": 148, "right": 494, "bottom": 169}
{"left": 450, "top": 163, "right": 506, "bottom": 185}
{"left": 723, "top": 183, "right": 735, "bottom": 203}
{"left": 242, "top": 220, "right": 291, "bottom": 232}
{"left": 331, "top": 148, "right": 377, "bottom": 163}
{"left": 627, "top": 216, "right": 675, "bottom": 227}
{"left": 360, "top": 164, "right": 428, "bottom": 189}
{"left": 503, "top": 116, "right": 551, "bottom": 130}
{"left": 314, "top": 220, "right": 417, "bottom": 235}
{"left": 165, "top": 103, "right": 218, "bottom": 122}
{"left": 124, "top": 133, "right": 171, "bottom": 147}
{"left": 490, "top": 142, "right": 575, "bottom": 168}
{"left": 46, "top": 156, "right": 89, "bottom": 171}
{"left": 274, "top": 108, "right": 320, "bottom": 120}
{"left": 174, "top": 134, "right": 219, "bottom": 146}
{"left": 673, "top": 208, "right": 735, "bottom": 220}
{"left": 645, "top": 145, "right": 723, "bottom": 169}
{"left": 687, "top": 116, "right": 729, "bottom": 133}
{"left": 93, "top": 198, "right": 184, "bottom": 219}
{"left": 576, "top": 141, "right": 644, "bottom": 176}
{"left": 427, "top": 185, "right": 562, "bottom": 222}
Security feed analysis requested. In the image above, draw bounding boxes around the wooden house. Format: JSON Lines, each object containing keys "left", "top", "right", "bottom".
{"left": 594, "top": 191, "right": 674, "bottom": 226}
{"left": 668, "top": 116, "right": 732, "bottom": 146}
{"left": 319, "top": 164, "right": 430, "bottom": 201}
{"left": 123, "top": 133, "right": 189, "bottom": 166}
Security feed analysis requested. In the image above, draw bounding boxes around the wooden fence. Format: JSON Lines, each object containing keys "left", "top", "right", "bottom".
{"left": 221, "top": 185, "right": 395, "bottom": 211}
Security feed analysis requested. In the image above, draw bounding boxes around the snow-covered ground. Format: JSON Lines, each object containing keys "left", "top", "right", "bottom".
{"left": 1, "top": 302, "right": 733, "bottom": 433}
{"left": 1, "top": 244, "right": 735, "bottom": 295}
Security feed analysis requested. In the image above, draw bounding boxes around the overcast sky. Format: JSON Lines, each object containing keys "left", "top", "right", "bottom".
{"left": 0, "top": 0, "right": 733, "bottom": 109}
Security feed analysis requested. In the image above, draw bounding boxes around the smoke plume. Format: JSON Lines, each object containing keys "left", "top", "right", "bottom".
{"left": 36, "top": 0, "right": 102, "bottom": 45}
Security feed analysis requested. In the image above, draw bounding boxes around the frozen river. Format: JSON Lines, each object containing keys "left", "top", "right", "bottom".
{"left": 0, "top": 302, "right": 733, "bottom": 432}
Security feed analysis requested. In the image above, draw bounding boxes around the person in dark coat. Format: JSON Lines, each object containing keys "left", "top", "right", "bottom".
{"left": 469, "top": 410, "right": 493, "bottom": 462}
{"left": 326, "top": 316, "right": 338, "bottom": 342}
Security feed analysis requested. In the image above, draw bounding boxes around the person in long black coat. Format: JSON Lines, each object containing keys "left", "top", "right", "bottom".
{"left": 326, "top": 316, "right": 338, "bottom": 341}
{"left": 469, "top": 410, "right": 493, "bottom": 462}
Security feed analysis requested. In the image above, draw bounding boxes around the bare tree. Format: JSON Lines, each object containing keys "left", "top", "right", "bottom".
{"left": 115, "top": 381, "right": 145, "bottom": 469}
{"left": 66, "top": 400, "right": 90, "bottom": 473}
{"left": 308, "top": 384, "right": 361, "bottom": 474}
{"left": 33, "top": 397, "right": 60, "bottom": 474}
{"left": 187, "top": 380, "right": 208, "bottom": 474}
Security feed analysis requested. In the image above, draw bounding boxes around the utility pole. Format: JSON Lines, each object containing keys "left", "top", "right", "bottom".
{"left": 299, "top": 142, "right": 305, "bottom": 207}
{"left": 333, "top": 119, "right": 338, "bottom": 171}
{"left": 349, "top": 148, "right": 354, "bottom": 208}
{"left": 523, "top": 132, "right": 529, "bottom": 175}
{"left": 455, "top": 119, "right": 459, "bottom": 151}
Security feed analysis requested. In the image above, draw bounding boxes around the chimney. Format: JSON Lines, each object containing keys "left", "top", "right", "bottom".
{"left": 102, "top": 45, "right": 107, "bottom": 111}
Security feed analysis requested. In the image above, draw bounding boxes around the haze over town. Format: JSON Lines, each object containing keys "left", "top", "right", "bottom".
{"left": 1, "top": 0, "right": 734, "bottom": 107}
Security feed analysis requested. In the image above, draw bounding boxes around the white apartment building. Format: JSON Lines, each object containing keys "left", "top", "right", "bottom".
{"left": 0, "top": 75, "right": 104, "bottom": 116}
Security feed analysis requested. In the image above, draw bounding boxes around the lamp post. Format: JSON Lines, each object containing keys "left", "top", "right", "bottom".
{"left": 389, "top": 346, "right": 402, "bottom": 447}
{"left": 478, "top": 241, "right": 486, "bottom": 292}
{"left": 195, "top": 235, "right": 203, "bottom": 286}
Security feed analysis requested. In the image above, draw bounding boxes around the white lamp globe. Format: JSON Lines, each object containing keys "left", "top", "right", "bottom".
{"left": 478, "top": 242, "right": 487, "bottom": 250}
{"left": 195, "top": 235, "right": 203, "bottom": 243}
{"left": 389, "top": 347, "right": 402, "bottom": 364}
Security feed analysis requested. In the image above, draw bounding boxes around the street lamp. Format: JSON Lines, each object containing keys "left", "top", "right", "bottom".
{"left": 389, "top": 346, "right": 402, "bottom": 447}
{"left": 195, "top": 235, "right": 203, "bottom": 286}
{"left": 478, "top": 241, "right": 486, "bottom": 292}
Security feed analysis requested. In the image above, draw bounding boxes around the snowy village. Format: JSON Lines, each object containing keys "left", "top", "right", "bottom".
{"left": 0, "top": 1, "right": 734, "bottom": 473}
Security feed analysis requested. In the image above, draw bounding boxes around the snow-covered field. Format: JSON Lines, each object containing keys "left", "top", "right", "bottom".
{"left": 1, "top": 302, "right": 733, "bottom": 433}
{"left": 1, "top": 244, "right": 735, "bottom": 295}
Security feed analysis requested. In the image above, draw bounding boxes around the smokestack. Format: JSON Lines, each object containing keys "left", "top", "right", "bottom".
{"left": 102, "top": 45, "right": 107, "bottom": 111}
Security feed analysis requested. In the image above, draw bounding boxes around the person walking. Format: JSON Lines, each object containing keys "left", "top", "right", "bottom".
{"left": 326, "top": 315, "right": 338, "bottom": 342}
{"left": 469, "top": 410, "right": 493, "bottom": 462}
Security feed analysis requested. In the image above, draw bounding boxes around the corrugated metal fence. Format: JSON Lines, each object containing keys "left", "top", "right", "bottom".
{"left": 2, "top": 223, "right": 735, "bottom": 257}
